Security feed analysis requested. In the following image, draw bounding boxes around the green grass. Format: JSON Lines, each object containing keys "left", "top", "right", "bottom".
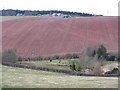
{"left": 19, "top": 59, "right": 117, "bottom": 71}
{"left": 19, "top": 59, "right": 79, "bottom": 70}
{"left": 2, "top": 65, "right": 118, "bottom": 88}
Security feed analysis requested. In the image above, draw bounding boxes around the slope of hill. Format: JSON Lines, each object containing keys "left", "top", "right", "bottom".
{"left": 2, "top": 16, "right": 118, "bottom": 57}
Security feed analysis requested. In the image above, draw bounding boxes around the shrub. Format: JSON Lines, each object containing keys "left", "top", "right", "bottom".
{"left": 75, "top": 61, "right": 81, "bottom": 71}
{"left": 2, "top": 49, "right": 18, "bottom": 64}
{"left": 70, "top": 61, "right": 76, "bottom": 71}
{"left": 105, "top": 53, "right": 119, "bottom": 61}
{"left": 71, "top": 62, "right": 76, "bottom": 71}
{"left": 70, "top": 61, "right": 81, "bottom": 71}
{"left": 106, "top": 55, "right": 116, "bottom": 61}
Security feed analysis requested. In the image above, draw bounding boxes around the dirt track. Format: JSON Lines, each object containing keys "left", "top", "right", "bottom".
{"left": 2, "top": 16, "right": 118, "bottom": 57}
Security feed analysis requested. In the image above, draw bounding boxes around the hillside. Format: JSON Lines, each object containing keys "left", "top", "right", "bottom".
{"left": 2, "top": 16, "right": 118, "bottom": 57}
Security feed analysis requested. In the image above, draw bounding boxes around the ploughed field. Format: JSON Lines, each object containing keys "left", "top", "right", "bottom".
{"left": 2, "top": 16, "right": 118, "bottom": 57}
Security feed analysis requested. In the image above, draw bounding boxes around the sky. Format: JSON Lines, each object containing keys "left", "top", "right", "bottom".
{"left": 0, "top": 0, "right": 119, "bottom": 16}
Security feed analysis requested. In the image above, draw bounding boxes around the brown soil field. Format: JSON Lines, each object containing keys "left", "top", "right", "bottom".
{"left": 2, "top": 16, "right": 118, "bottom": 57}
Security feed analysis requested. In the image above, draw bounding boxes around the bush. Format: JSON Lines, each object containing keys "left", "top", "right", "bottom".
{"left": 106, "top": 55, "right": 116, "bottom": 61}
{"left": 105, "top": 53, "right": 119, "bottom": 61}
{"left": 75, "top": 61, "right": 81, "bottom": 71}
{"left": 2, "top": 49, "right": 18, "bottom": 64}
{"left": 70, "top": 61, "right": 76, "bottom": 71}
{"left": 70, "top": 61, "right": 81, "bottom": 71}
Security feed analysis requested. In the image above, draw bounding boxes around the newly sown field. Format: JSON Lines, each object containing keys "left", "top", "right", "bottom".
{"left": 2, "top": 65, "right": 118, "bottom": 88}
{"left": 2, "top": 16, "right": 118, "bottom": 57}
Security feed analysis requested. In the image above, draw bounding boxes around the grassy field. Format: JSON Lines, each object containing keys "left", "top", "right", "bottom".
{"left": 19, "top": 59, "right": 73, "bottom": 70}
{"left": 2, "top": 65, "right": 118, "bottom": 88}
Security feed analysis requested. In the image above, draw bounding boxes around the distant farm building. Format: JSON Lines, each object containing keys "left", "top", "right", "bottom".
{"left": 52, "top": 13, "right": 62, "bottom": 17}
{"left": 52, "top": 13, "right": 71, "bottom": 18}
{"left": 16, "top": 13, "right": 23, "bottom": 16}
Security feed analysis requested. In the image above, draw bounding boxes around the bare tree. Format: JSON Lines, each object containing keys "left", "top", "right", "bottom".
{"left": 79, "top": 45, "right": 105, "bottom": 75}
{"left": 2, "top": 49, "right": 18, "bottom": 64}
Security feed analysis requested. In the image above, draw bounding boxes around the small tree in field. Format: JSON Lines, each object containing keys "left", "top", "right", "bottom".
{"left": 96, "top": 45, "right": 107, "bottom": 59}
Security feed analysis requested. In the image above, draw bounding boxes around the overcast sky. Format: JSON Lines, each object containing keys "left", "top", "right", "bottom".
{"left": 0, "top": 0, "right": 119, "bottom": 16}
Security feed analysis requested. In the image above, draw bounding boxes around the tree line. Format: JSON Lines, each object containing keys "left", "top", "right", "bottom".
{"left": 1, "top": 9, "right": 103, "bottom": 16}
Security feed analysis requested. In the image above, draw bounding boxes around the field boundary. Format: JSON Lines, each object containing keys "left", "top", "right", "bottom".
{"left": 2, "top": 62, "right": 119, "bottom": 77}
